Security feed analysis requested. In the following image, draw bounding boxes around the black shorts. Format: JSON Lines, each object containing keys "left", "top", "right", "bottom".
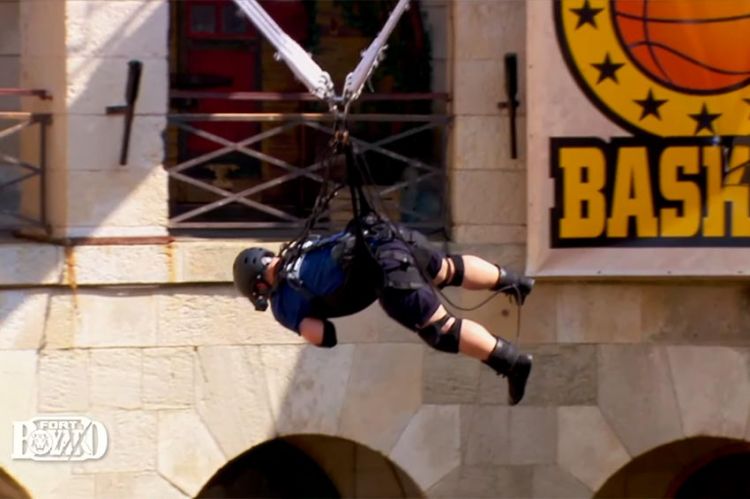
{"left": 374, "top": 229, "right": 445, "bottom": 330}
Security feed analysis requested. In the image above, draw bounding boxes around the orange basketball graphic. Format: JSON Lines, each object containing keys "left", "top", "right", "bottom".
{"left": 612, "top": 0, "right": 750, "bottom": 93}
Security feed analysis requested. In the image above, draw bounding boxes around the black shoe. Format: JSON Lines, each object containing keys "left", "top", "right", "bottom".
{"left": 507, "top": 353, "right": 533, "bottom": 405}
{"left": 483, "top": 339, "right": 533, "bottom": 405}
{"left": 495, "top": 268, "right": 535, "bottom": 305}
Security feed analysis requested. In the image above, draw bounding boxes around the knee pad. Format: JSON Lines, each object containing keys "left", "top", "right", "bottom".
{"left": 417, "top": 315, "right": 462, "bottom": 353}
{"left": 438, "top": 255, "right": 464, "bottom": 289}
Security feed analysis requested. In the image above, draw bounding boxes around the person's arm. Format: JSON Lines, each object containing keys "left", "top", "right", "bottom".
{"left": 298, "top": 317, "right": 338, "bottom": 348}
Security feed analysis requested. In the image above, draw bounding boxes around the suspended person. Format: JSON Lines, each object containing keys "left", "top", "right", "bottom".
{"left": 232, "top": 214, "right": 535, "bottom": 405}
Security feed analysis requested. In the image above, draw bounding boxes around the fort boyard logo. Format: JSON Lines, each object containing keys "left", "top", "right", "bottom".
{"left": 551, "top": 0, "right": 750, "bottom": 247}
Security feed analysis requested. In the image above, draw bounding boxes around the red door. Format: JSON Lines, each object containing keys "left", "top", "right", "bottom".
{"left": 181, "top": 1, "right": 260, "bottom": 160}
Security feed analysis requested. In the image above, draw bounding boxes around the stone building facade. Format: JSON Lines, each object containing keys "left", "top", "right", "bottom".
{"left": 0, "top": 1, "right": 749, "bottom": 498}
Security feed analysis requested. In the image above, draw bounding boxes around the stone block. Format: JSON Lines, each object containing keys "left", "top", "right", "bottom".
{"left": 390, "top": 405, "right": 461, "bottom": 491}
{"left": 19, "top": 56, "right": 67, "bottom": 114}
{"left": 518, "top": 284, "right": 558, "bottom": 344}
{"left": 422, "top": 348, "right": 480, "bottom": 404}
{"left": 428, "top": 466, "right": 492, "bottom": 498}
{"left": 642, "top": 284, "right": 750, "bottom": 345}
{"left": 19, "top": 1, "right": 65, "bottom": 57}
{"left": 558, "top": 284, "right": 642, "bottom": 343}
{"left": 90, "top": 349, "right": 142, "bottom": 409}
{"left": 557, "top": 406, "right": 630, "bottom": 492}
{"left": 460, "top": 405, "right": 510, "bottom": 465}
{"left": 453, "top": 60, "right": 504, "bottom": 116}
{"left": 95, "top": 473, "right": 186, "bottom": 499}
{"left": 72, "top": 246, "right": 170, "bottom": 285}
{"left": 67, "top": 57, "right": 168, "bottom": 115}
{"left": 339, "top": 344, "right": 422, "bottom": 453}
{"left": 522, "top": 344, "right": 597, "bottom": 406}
{"left": 66, "top": 168, "right": 168, "bottom": 230}
{"left": 42, "top": 475, "right": 96, "bottom": 499}
{"left": 74, "top": 410, "right": 157, "bottom": 473}
{"left": 531, "top": 466, "right": 592, "bottom": 498}
{"left": 143, "top": 348, "right": 194, "bottom": 408}
{"left": 454, "top": 0, "right": 525, "bottom": 61}
{"left": 158, "top": 410, "right": 226, "bottom": 496}
{"left": 261, "top": 344, "right": 354, "bottom": 436}
{"left": 179, "top": 241, "right": 250, "bottom": 283}
{"left": 67, "top": 115, "right": 167, "bottom": 171}
{"left": 38, "top": 350, "right": 89, "bottom": 412}
{"left": 598, "top": 345, "right": 683, "bottom": 456}
{"left": 43, "top": 293, "right": 77, "bottom": 349}
{"left": 333, "top": 301, "right": 421, "bottom": 344}
{"left": 0, "top": 244, "right": 63, "bottom": 286}
{"left": 453, "top": 116, "right": 526, "bottom": 171}
{"left": 74, "top": 291, "right": 157, "bottom": 347}
{"left": 667, "top": 346, "right": 750, "bottom": 438}
{"left": 67, "top": 1, "right": 169, "bottom": 58}
{"left": 0, "top": 290, "right": 47, "bottom": 349}
{"left": 195, "top": 346, "right": 275, "bottom": 458}
{"left": 509, "top": 407, "right": 557, "bottom": 464}
{"left": 451, "top": 224, "right": 527, "bottom": 245}
{"left": 0, "top": 351, "right": 37, "bottom": 465}
{"left": 157, "top": 287, "right": 300, "bottom": 346}
{"left": 452, "top": 170, "right": 526, "bottom": 225}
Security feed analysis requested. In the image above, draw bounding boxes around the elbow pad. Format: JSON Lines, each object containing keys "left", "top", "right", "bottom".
{"left": 320, "top": 320, "right": 338, "bottom": 348}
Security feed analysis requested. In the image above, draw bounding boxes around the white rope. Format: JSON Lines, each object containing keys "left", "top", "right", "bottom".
{"left": 232, "top": 0, "right": 335, "bottom": 102}
{"left": 343, "top": 0, "right": 411, "bottom": 105}
{"left": 232, "top": 0, "right": 411, "bottom": 114}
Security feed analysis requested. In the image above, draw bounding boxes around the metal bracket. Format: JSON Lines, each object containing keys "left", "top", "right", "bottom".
{"left": 497, "top": 53, "right": 520, "bottom": 159}
{"left": 106, "top": 60, "right": 143, "bottom": 165}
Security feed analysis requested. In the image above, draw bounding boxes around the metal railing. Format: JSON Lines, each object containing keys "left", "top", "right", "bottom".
{"left": 166, "top": 92, "right": 450, "bottom": 235}
{"left": 0, "top": 90, "right": 50, "bottom": 232}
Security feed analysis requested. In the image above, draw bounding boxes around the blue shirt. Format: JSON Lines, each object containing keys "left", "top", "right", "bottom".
{"left": 270, "top": 233, "right": 350, "bottom": 332}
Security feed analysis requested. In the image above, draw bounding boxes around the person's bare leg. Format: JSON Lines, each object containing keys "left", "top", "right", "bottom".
{"left": 433, "top": 255, "right": 500, "bottom": 290}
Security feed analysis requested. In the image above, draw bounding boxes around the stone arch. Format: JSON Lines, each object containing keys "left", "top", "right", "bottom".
{"left": 192, "top": 343, "right": 460, "bottom": 494}
{"left": 0, "top": 468, "right": 31, "bottom": 499}
{"left": 595, "top": 436, "right": 750, "bottom": 498}
{"left": 195, "top": 434, "right": 423, "bottom": 498}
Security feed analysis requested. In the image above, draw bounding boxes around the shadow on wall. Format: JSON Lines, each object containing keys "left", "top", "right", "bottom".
{"left": 596, "top": 436, "right": 750, "bottom": 498}
{"left": 196, "top": 434, "right": 422, "bottom": 499}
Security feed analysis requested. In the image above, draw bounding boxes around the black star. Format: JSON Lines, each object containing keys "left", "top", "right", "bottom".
{"left": 689, "top": 103, "right": 721, "bottom": 134}
{"left": 570, "top": 0, "right": 603, "bottom": 29}
{"left": 634, "top": 89, "right": 668, "bottom": 120}
{"left": 591, "top": 54, "right": 624, "bottom": 84}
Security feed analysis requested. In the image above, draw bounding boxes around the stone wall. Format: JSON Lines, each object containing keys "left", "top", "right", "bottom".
{"left": 1, "top": 1, "right": 749, "bottom": 498}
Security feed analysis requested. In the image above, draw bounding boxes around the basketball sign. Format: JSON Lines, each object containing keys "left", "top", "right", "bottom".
{"left": 555, "top": 0, "right": 750, "bottom": 137}
{"left": 549, "top": 0, "right": 750, "bottom": 248}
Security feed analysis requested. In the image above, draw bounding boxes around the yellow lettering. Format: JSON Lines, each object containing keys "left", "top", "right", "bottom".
{"left": 659, "top": 147, "right": 701, "bottom": 237}
{"left": 702, "top": 146, "right": 750, "bottom": 237}
{"left": 607, "top": 147, "right": 658, "bottom": 238}
{"left": 559, "top": 147, "right": 606, "bottom": 238}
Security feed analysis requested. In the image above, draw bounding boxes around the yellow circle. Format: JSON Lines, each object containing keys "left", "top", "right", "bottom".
{"left": 557, "top": 0, "right": 750, "bottom": 137}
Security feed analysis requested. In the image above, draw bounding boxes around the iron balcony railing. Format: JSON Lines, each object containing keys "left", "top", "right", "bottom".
{"left": 0, "top": 89, "right": 51, "bottom": 232}
{"left": 166, "top": 91, "right": 450, "bottom": 235}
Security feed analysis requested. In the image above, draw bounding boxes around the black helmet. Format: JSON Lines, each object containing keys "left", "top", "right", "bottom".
{"left": 233, "top": 247, "right": 275, "bottom": 311}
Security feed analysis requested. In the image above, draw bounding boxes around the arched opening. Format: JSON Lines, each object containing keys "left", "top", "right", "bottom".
{"left": 197, "top": 434, "right": 422, "bottom": 498}
{"left": 596, "top": 437, "right": 750, "bottom": 498}
{"left": 0, "top": 468, "right": 31, "bottom": 499}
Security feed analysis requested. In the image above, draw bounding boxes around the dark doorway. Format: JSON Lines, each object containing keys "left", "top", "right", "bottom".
{"left": 197, "top": 439, "right": 341, "bottom": 498}
{"left": 673, "top": 451, "right": 750, "bottom": 498}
